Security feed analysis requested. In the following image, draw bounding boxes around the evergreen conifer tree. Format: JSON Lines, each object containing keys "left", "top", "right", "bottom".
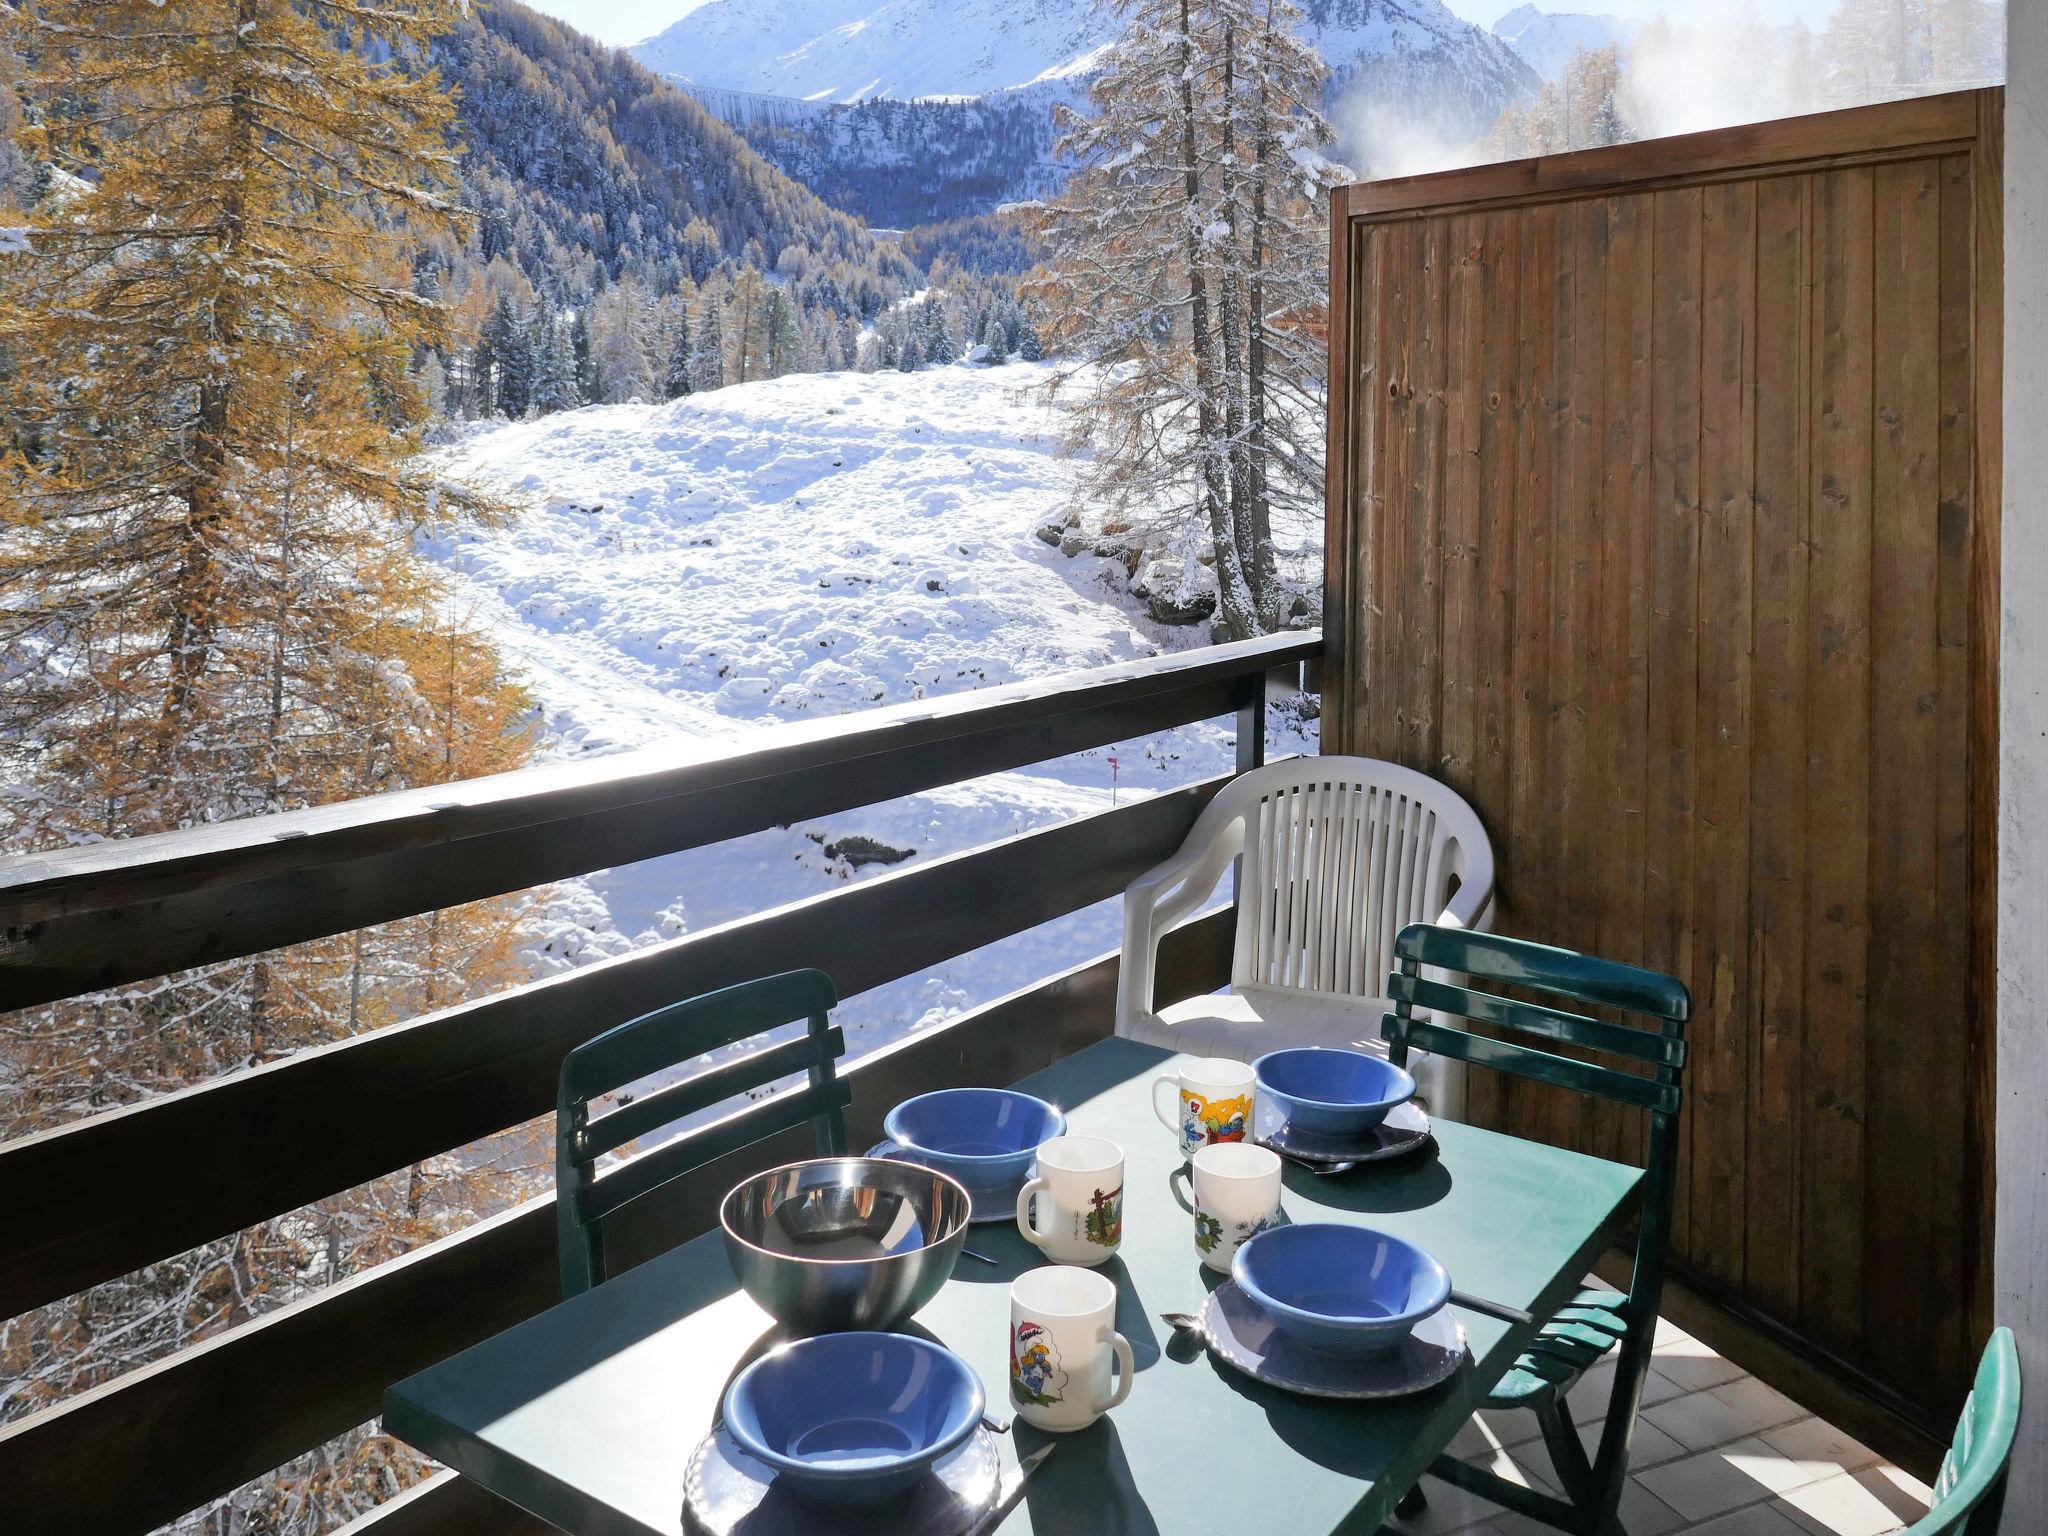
{"left": 665, "top": 307, "right": 695, "bottom": 399}
{"left": 0, "top": 5, "right": 543, "bottom": 1520}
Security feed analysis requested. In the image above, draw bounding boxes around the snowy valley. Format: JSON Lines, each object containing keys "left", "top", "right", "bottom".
{"left": 430, "top": 362, "right": 1315, "bottom": 1060}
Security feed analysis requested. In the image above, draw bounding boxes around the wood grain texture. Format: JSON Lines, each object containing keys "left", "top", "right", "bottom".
{"left": 333, "top": 1471, "right": 555, "bottom": 1536}
{"left": 0, "top": 771, "right": 1237, "bottom": 1320}
{"left": 0, "top": 633, "right": 1314, "bottom": 1008}
{"left": 1325, "top": 90, "right": 2001, "bottom": 1419}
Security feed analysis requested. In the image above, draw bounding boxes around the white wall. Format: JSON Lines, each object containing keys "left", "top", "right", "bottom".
{"left": 1999, "top": 0, "right": 2048, "bottom": 1513}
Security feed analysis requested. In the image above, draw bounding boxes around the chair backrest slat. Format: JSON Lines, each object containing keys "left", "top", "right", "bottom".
{"left": 555, "top": 967, "right": 847, "bottom": 1298}
{"left": 1398, "top": 1016, "right": 1680, "bottom": 1115}
{"left": 576, "top": 1078, "right": 853, "bottom": 1228}
{"left": 1906, "top": 1327, "right": 2019, "bottom": 1535}
{"left": 576, "top": 1024, "right": 848, "bottom": 1160}
{"left": 560, "top": 968, "right": 840, "bottom": 1100}
{"left": 1395, "top": 924, "right": 1689, "bottom": 1021}
{"left": 1234, "top": 764, "right": 1480, "bottom": 1000}
{"left": 1388, "top": 972, "right": 1688, "bottom": 1069}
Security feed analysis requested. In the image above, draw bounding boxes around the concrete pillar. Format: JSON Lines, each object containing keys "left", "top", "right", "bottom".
{"left": 1997, "top": 0, "right": 2047, "bottom": 1514}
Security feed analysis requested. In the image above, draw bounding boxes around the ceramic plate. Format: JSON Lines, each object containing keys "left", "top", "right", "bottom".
{"left": 1194, "top": 1281, "right": 1468, "bottom": 1400}
{"left": 1251, "top": 1097, "right": 1431, "bottom": 1166}
{"left": 865, "top": 1142, "right": 1029, "bottom": 1225}
{"left": 684, "top": 1424, "right": 999, "bottom": 1536}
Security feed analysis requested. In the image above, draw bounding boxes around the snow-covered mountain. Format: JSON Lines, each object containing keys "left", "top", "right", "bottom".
{"left": 633, "top": 0, "right": 1536, "bottom": 217}
{"left": 682, "top": 83, "right": 1071, "bottom": 229}
{"left": 1491, "top": 3, "right": 1639, "bottom": 84}
{"left": 632, "top": 0, "right": 1108, "bottom": 103}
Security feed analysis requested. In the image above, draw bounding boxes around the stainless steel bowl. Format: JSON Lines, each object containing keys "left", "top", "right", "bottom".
{"left": 720, "top": 1157, "right": 972, "bottom": 1333}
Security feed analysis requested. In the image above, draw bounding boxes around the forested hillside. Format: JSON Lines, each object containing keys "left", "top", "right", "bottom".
{"left": 416, "top": 0, "right": 932, "bottom": 417}
{"left": 684, "top": 84, "right": 1070, "bottom": 230}
{"left": 444, "top": 2, "right": 914, "bottom": 298}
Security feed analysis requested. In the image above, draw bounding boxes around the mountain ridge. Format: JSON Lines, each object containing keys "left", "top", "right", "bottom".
{"left": 630, "top": 0, "right": 1537, "bottom": 221}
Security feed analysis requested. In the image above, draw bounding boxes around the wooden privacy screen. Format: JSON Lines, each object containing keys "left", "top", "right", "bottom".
{"left": 1323, "top": 90, "right": 2001, "bottom": 1420}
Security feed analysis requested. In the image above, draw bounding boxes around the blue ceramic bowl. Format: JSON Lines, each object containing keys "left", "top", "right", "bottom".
{"left": 723, "top": 1332, "right": 985, "bottom": 1502}
{"left": 879, "top": 1089, "right": 1066, "bottom": 1208}
{"left": 1232, "top": 1223, "right": 1451, "bottom": 1356}
{"left": 1253, "top": 1047, "right": 1416, "bottom": 1137}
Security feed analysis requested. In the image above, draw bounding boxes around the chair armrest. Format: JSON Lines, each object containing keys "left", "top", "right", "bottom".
{"left": 1114, "top": 812, "right": 1244, "bottom": 1033}
{"left": 1436, "top": 830, "right": 1497, "bottom": 932}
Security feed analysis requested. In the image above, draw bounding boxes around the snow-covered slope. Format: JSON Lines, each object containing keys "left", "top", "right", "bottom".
{"left": 1492, "top": 3, "right": 1639, "bottom": 84}
{"left": 429, "top": 363, "right": 1306, "bottom": 1054}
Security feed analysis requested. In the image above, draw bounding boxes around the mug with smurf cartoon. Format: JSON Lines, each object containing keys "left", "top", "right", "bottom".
{"left": 1150, "top": 1056, "right": 1255, "bottom": 1161}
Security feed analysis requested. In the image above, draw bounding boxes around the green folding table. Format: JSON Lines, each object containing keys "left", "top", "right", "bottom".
{"left": 385, "top": 1035, "right": 1644, "bottom": 1536}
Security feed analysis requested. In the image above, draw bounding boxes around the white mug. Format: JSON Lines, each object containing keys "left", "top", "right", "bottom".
{"left": 1016, "top": 1135, "right": 1124, "bottom": 1266}
{"left": 1151, "top": 1056, "right": 1256, "bottom": 1160}
{"left": 1192, "top": 1141, "right": 1283, "bottom": 1272}
{"left": 1008, "top": 1265, "right": 1135, "bottom": 1432}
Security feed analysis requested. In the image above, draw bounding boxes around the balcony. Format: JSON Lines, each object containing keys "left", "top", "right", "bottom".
{"left": 1, "top": 78, "right": 2033, "bottom": 1536}
{"left": 0, "top": 629, "right": 1968, "bottom": 1536}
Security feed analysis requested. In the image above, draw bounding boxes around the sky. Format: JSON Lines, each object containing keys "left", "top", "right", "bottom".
{"left": 525, "top": 0, "right": 1846, "bottom": 49}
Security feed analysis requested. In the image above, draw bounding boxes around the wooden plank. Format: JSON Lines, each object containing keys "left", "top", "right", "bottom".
{"left": 1375, "top": 219, "right": 1416, "bottom": 759}
{"left": 1930, "top": 150, "right": 1975, "bottom": 1396}
{"left": 1501, "top": 202, "right": 1558, "bottom": 1146}
{"left": 1597, "top": 192, "right": 1655, "bottom": 1171}
{"left": 1864, "top": 155, "right": 1947, "bottom": 1404}
{"left": 1745, "top": 170, "right": 1811, "bottom": 1321}
{"left": 0, "top": 632, "right": 1317, "bottom": 1007}
{"left": 1409, "top": 215, "right": 1449, "bottom": 775}
{"left": 1351, "top": 222, "right": 1388, "bottom": 753}
{"left": 336, "top": 1471, "right": 555, "bottom": 1536}
{"left": 1646, "top": 184, "right": 1703, "bottom": 1256}
{"left": 1688, "top": 176, "right": 1756, "bottom": 1295}
{"left": 0, "top": 774, "right": 1234, "bottom": 1320}
{"left": 1461, "top": 208, "right": 1521, "bottom": 1134}
{"left": 1801, "top": 163, "right": 1875, "bottom": 1363}
{"left": 1323, "top": 187, "right": 1355, "bottom": 744}
{"left": 1438, "top": 211, "right": 1484, "bottom": 805}
{"left": 1342, "top": 94, "right": 1977, "bottom": 220}
{"left": 0, "top": 914, "right": 1238, "bottom": 1536}
{"left": 1553, "top": 197, "right": 1603, "bottom": 1157}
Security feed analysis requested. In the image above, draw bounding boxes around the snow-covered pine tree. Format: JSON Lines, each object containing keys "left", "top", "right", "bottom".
{"left": 488, "top": 294, "right": 536, "bottom": 418}
{"left": 587, "top": 273, "right": 659, "bottom": 401}
{"left": 1033, "top": 0, "right": 1337, "bottom": 637}
{"left": 762, "top": 288, "right": 800, "bottom": 378}
{"left": 692, "top": 295, "right": 727, "bottom": 391}
{"left": 1237, "top": 0, "right": 1344, "bottom": 627}
{"left": 572, "top": 307, "right": 598, "bottom": 401}
{"left": 665, "top": 305, "right": 695, "bottom": 399}
{"left": 920, "top": 295, "right": 957, "bottom": 364}
{"left": 533, "top": 306, "right": 585, "bottom": 414}
{"left": 0, "top": 2, "right": 545, "bottom": 1523}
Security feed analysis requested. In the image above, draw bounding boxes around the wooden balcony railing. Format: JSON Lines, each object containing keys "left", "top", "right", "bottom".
{"left": 0, "top": 629, "right": 1320, "bottom": 1536}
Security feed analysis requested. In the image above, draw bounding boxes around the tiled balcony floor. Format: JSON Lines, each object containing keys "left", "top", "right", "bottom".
{"left": 1409, "top": 1297, "right": 1935, "bottom": 1535}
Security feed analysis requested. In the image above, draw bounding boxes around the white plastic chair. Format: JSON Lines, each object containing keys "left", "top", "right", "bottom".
{"left": 1114, "top": 756, "right": 1496, "bottom": 1117}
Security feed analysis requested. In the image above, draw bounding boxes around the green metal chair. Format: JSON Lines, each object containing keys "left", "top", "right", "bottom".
{"left": 1382, "top": 923, "right": 1689, "bottom": 1536}
{"left": 1904, "top": 1326, "right": 2020, "bottom": 1535}
{"left": 555, "top": 967, "right": 849, "bottom": 1298}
